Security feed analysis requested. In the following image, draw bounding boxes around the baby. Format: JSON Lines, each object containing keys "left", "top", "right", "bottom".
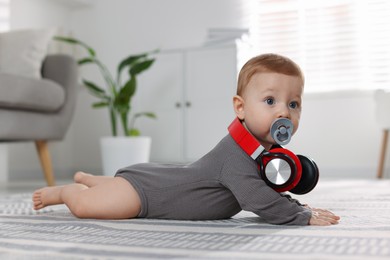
{"left": 33, "top": 53, "right": 340, "bottom": 226}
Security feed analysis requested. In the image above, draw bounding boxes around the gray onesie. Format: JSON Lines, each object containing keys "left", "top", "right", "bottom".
{"left": 115, "top": 134, "right": 312, "bottom": 225}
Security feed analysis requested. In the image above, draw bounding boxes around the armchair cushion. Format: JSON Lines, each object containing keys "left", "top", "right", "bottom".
{"left": 0, "top": 29, "right": 54, "bottom": 79}
{"left": 0, "top": 73, "right": 65, "bottom": 112}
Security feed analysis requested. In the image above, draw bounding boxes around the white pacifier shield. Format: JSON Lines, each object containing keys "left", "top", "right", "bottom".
{"left": 270, "top": 118, "right": 293, "bottom": 145}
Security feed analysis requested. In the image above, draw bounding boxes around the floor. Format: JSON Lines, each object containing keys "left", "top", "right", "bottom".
{"left": 1, "top": 178, "right": 389, "bottom": 259}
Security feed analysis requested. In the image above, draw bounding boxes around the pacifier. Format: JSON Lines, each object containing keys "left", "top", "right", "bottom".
{"left": 270, "top": 118, "right": 293, "bottom": 145}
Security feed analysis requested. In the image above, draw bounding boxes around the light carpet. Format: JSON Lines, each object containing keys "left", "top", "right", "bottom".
{"left": 0, "top": 179, "right": 389, "bottom": 259}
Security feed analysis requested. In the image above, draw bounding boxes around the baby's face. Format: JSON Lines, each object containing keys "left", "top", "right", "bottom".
{"left": 234, "top": 72, "right": 303, "bottom": 150}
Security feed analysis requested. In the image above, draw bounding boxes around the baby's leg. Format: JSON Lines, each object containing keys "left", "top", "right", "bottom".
{"left": 33, "top": 177, "right": 141, "bottom": 219}
{"left": 74, "top": 171, "right": 113, "bottom": 187}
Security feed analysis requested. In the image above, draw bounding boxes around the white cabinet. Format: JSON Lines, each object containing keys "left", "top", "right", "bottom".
{"left": 136, "top": 45, "right": 238, "bottom": 163}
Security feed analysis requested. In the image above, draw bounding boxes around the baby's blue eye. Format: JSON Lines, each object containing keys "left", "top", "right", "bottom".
{"left": 265, "top": 98, "right": 275, "bottom": 105}
{"left": 289, "top": 101, "right": 299, "bottom": 109}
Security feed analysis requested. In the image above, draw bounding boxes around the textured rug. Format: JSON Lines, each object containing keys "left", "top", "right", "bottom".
{"left": 0, "top": 179, "right": 389, "bottom": 259}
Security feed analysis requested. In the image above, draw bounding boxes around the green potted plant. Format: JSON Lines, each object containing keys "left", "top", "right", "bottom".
{"left": 55, "top": 36, "right": 158, "bottom": 175}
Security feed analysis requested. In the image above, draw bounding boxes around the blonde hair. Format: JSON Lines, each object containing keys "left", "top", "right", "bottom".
{"left": 237, "top": 53, "right": 304, "bottom": 95}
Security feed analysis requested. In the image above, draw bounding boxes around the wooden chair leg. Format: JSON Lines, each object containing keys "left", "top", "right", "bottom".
{"left": 35, "top": 140, "right": 56, "bottom": 186}
{"left": 377, "top": 129, "right": 389, "bottom": 179}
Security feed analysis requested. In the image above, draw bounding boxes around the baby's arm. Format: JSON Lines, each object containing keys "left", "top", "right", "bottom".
{"left": 307, "top": 206, "right": 340, "bottom": 226}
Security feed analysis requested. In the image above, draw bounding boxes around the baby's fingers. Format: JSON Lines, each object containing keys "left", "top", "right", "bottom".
{"left": 310, "top": 218, "right": 333, "bottom": 226}
{"left": 313, "top": 208, "right": 340, "bottom": 219}
{"left": 309, "top": 209, "right": 340, "bottom": 226}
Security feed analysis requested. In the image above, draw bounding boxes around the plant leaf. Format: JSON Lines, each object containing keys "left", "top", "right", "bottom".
{"left": 115, "top": 103, "right": 130, "bottom": 115}
{"left": 127, "top": 128, "right": 141, "bottom": 136}
{"left": 53, "top": 36, "right": 79, "bottom": 44}
{"left": 117, "top": 76, "right": 136, "bottom": 106}
{"left": 117, "top": 53, "right": 148, "bottom": 76}
{"left": 92, "top": 101, "right": 109, "bottom": 108}
{"left": 114, "top": 76, "right": 134, "bottom": 115}
{"left": 129, "top": 59, "right": 155, "bottom": 76}
{"left": 83, "top": 79, "right": 108, "bottom": 99}
{"left": 134, "top": 112, "right": 157, "bottom": 119}
{"left": 78, "top": 57, "right": 96, "bottom": 65}
{"left": 53, "top": 36, "right": 96, "bottom": 57}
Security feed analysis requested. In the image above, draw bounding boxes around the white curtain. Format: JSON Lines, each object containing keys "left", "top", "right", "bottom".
{"left": 241, "top": 0, "right": 390, "bottom": 92}
{"left": 0, "top": 0, "right": 9, "bottom": 32}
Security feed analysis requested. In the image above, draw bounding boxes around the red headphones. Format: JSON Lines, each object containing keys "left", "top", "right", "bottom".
{"left": 228, "top": 118, "right": 319, "bottom": 194}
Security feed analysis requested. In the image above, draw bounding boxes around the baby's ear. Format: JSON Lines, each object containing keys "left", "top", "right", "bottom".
{"left": 233, "top": 95, "right": 245, "bottom": 120}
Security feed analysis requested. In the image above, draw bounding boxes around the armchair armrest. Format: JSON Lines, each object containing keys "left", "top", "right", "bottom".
{"left": 42, "top": 54, "right": 78, "bottom": 91}
{"left": 41, "top": 54, "right": 78, "bottom": 122}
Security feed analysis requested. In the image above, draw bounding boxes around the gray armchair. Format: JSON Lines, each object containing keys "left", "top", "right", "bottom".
{"left": 0, "top": 54, "right": 78, "bottom": 186}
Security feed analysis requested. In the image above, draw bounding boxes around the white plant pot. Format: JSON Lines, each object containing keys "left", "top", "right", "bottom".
{"left": 100, "top": 136, "right": 152, "bottom": 176}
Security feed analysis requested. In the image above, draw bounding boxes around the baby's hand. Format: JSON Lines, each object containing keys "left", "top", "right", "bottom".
{"left": 307, "top": 207, "right": 340, "bottom": 226}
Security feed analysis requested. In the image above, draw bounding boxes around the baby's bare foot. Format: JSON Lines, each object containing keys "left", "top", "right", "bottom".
{"left": 73, "top": 171, "right": 93, "bottom": 183}
{"left": 32, "top": 186, "right": 63, "bottom": 210}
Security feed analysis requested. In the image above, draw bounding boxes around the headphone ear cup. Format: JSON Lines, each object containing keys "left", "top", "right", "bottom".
{"left": 290, "top": 155, "right": 319, "bottom": 195}
{"left": 259, "top": 148, "right": 302, "bottom": 193}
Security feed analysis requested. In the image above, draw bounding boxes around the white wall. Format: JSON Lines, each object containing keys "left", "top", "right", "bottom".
{"left": 4, "top": 0, "right": 387, "bottom": 181}
{"left": 10, "top": 0, "right": 72, "bottom": 30}
{"left": 288, "top": 90, "right": 382, "bottom": 179}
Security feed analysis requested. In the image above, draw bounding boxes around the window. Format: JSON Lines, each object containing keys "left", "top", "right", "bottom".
{"left": 0, "top": 0, "right": 9, "bottom": 32}
{"left": 241, "top": 0, "right": 390, "bottom": 92}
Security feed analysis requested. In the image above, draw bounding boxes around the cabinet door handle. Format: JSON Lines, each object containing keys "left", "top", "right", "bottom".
{"left": 175, "top": 102, "right": 191, "bottom": 108}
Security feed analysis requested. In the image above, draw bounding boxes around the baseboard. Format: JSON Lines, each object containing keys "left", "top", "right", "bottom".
{"left": 6, "top": 166, "right": 103, "bottom": 183}
{"left": 318, "top": 166, "right": 383, "bottom": 179}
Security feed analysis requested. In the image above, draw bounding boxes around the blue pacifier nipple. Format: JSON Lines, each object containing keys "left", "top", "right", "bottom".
{"left": 270, "top": 118, "right": 293, "bottom": 145}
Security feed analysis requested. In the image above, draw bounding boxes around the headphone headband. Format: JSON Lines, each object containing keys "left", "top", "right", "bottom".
{"left": 228, "top": 118, "right": 265, "bottom": 159}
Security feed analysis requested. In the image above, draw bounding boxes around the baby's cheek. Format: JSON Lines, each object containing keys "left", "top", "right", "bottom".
{"left": 292, "top": 120, "right": 300, "bottom": 135}
{"left": 258, "top": 126, "right": 272, "bottom": 140}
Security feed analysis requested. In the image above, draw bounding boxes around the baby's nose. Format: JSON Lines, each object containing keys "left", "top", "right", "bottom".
{"left": 277, "top": 105, "right": 290, "bottom": 118}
